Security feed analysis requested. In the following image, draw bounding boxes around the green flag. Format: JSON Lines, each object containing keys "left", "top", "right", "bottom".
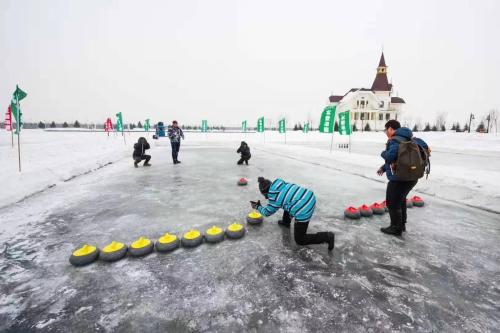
{"left": 11, "top": 85, "right": 27, "bottom": 134}
{"left": 338, "top": 110, "right": 352, "bottom": 135}
{"left": 279, "top": 118, "right": 286, "bottom": 133}
{"left": 201, "top": 120, "right": 208, "bottom": 132}
{"left": 116, "top": 112, "right": 123, "bottom": 132}
{"left": 242, "top": 120, "right": 247, "bottom": 132}
{"left": 13, "top": 85, "right": 27, "bottom": 103}
{"left": 303, "top": 123, "right": 309, "bottom": 133}
{"left": 257, "top": 117, "right": 264, "bottom": 132}
{"left": 144, "top": 119, "right": 150, "bottom": 132}
{"left": 319, "top": 105, "right": 336, "bottom": 133}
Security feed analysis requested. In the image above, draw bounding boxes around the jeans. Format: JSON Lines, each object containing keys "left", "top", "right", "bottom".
{"left": 171, "top": 141, "right": 180, "bottom": 162}
{"left": 386, "top": 180, "right": 418, "bottom": 230}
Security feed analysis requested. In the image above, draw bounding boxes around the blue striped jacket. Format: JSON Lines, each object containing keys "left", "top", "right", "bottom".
{"left": 257, "top": 178, "right": 316, "bottom": 222}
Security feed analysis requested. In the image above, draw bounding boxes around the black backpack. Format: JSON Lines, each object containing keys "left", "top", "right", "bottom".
{"left": 391, "top": 137, "right": 430, "bottom": 181}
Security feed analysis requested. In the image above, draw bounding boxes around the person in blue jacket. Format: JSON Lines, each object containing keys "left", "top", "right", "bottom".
{"left": 377, "top": 120, "right": 429, "bottom": 236}
{"left": 251, "top": 177, "right": 335, "bottom": 251}
{"left": 167, "top": 120, "right": 184, "bottom": 164}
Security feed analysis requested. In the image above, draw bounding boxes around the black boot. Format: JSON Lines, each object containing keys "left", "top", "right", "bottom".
{"left": 134, "top": 161, "right": 139, "bottom": 168}
{"left": 402, "top": 222, "right": 406, "bottom": 232}
{"left": 278, "top": 220, "right": 290, "bottom": 228}
{"left": 380, "top": 226, "right": 402, "bottom": 236}
{"left": 327, "top": 232, "right": 335, "bottom": 251}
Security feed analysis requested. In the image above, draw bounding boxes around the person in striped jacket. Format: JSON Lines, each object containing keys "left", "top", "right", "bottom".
{"left": 251, "top": 177, "right": 335, "bottom": 251}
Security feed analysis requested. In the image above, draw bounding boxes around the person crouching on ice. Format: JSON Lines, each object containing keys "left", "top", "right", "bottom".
{"left": 236, "top": 141, "right": 251, "bottom": 165}
{"left": 251, "top": 177, "right": 335, "bottom": 251}
{"left": 133, "top": 137, "right": 151, "bottom": 168}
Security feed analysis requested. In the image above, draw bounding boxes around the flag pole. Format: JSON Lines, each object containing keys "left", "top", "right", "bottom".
{"left": 11, "top": 125, "right": 14, "bottom": 148}
{"left": 16, "top": 100, "right": 21, "bottom": 172}
{"left": 330, "top": 131, "right": 334, "bottom": 153}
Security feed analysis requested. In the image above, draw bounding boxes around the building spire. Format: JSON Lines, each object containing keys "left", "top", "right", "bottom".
{"left": 371, "top": 52, "right": 391, "bottom": 91}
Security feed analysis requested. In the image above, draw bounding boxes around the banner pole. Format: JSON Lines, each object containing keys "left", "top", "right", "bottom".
{"left": 349, "top": 133, "right": 351, "bottom": 154}
{"left": 11, "top": 126, "right": 14, "bottom": 148}
{"left": 330, "top": 131, "right": 334, "bottom": 153}
{"left": 16, "top": 101, "right": 21, "bottom": 172}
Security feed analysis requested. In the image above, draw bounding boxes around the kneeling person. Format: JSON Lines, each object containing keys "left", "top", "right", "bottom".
{"left": 252, "top": 177, "right": 335, "bottom": 251}
{"left": 133, "top": 137, "right": 151, "bottom": 168}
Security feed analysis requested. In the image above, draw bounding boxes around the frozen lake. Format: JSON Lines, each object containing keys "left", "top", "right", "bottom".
{"left": 1, "top": 134, "right": 499, "bottom": 332}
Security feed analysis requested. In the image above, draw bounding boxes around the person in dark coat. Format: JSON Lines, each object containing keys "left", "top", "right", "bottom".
{"left": 167, "top": 120, "right": 184, "bottom": 164}
{"left": 236, "top": 141, "right": 251, "bottom": 165}
{"left": 251, "top": 177, "right": 335, "bottom": 251}
{"left": 133, "top": 137, "right": 151, "bottom": 168}
{"left": 377, "top": 120, "right": 429, "bottom": 236}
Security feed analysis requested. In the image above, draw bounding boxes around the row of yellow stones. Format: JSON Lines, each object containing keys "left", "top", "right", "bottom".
{"left": 73, "top": 223, "right": 247, "bottom": 256}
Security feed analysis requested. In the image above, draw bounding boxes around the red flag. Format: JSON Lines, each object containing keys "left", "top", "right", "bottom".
{"left": 5, "top": 106, "right": 12, "bottom": 131}
{"left": 105, "top": 118, "right": 113, "bottom": 132}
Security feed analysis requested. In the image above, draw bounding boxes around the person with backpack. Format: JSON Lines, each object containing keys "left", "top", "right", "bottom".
{"left": 133, "top": 137, "right": 151, "bottom": 168}
{"left": 377, "top": 120, "right": 430, "bottom": 236}
{"left": 167, "top": 120, "right": 184, "bottom": 164}
{"left": 251, "top": 177, "right": 335, "bottom": 251}
{"left": 236, "top": 141, "right": 251, "bottom": 165}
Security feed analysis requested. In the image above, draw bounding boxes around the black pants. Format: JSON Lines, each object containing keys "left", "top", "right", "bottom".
{"left": 386, "top": 180, "right": 418, "bottom": 230}
{"left": 282, "top": 211, "right": 329, "bottom": 245}
{"left": 134, "top": 155, "right": 151, "bottom": 164}
{"left": 171, "top": 141, "right": 180, "bottom": 162}
{"left": 237, "top": 155, "right": 250, "bottom": 165}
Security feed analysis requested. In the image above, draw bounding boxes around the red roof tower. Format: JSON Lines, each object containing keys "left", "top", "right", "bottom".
{"left": 371, "top": 52, "right": 392, "bottom": 92}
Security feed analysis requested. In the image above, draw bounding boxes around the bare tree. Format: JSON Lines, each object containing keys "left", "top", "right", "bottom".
{"left": 488, "top": 109, "right": 498, "bottom": 134}
{"left": 435, "top": 112, "right": 448, "bottom": 130}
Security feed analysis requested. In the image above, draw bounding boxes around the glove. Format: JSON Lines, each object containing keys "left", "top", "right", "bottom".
{"left": 250, "top": 200, "right": 261, "bottom": 209}
{"left": 377, "top": 167, "right": 384, "bottom": 176}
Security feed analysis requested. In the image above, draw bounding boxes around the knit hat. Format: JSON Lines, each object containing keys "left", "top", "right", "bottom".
{"left": 258, "top": 177, "right": 271, "bottom": 196}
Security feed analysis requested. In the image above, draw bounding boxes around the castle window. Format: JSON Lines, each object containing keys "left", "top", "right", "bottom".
{"left": 379, "top": 101, "right": 385, "bottom": 108}
{"left": 379, "top": 113, "right": 384, "bottom": 121}
{"left": 354, "top": 112, "right": 359, "bottom": 120}
{"left": 371, "top": 112, "right": 376, "bottom": 120}
{"left": 360, "top": 113, "right": 364, "bottom": 120}
{"left": 357, "top": 100, "right": 359, "bottom": 108}
{"left": 385, "top": 113, "right": 390, "bottom": 120}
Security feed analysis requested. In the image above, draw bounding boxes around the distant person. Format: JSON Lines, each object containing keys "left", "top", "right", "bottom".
{"left": 133, "top": 137, "right": 151, "bottom": 168}
{"left": 377, "top": 120, "right": 430, "bottom": 236}
{"left": 251, "top": 177, "right": 335, "bottom": 251}
{"left": 236, "top": 141, "right": 251, "bottom": 165}
{"left": 167, "top": 120, "right": 184, "bottom": 164}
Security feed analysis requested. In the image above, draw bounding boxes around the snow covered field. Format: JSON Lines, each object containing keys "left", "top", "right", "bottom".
{"left": 1, "top": 130, "right": 500, "bottom": 332}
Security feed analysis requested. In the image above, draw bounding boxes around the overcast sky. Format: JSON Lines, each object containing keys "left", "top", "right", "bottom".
{"left": 1, "top": 0, "right": 499, "bottom": 127}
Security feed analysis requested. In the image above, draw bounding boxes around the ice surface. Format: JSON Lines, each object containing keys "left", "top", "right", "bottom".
{"left": 1, "top": 130, "right": 500, "bottom": 332}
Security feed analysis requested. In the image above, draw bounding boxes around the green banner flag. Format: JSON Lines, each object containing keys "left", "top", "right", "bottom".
{"left": 13, "top": 85, "right": 27, "bottom": 103}
{"left": 116, "top": 112, "right": 124, "bottom": 132}
{"left": 303, "top": 123, "right": 309, "bottom": 133}
{"left": 257, "top": 117, "right": 264, "bottom": 132}
{"left": 144, "top": 119, "right": 150, "bottom": 132}
{"left": 11, "top": 85, "right": 27, "bottom": 134}
{"left": 279, "top": 118, "right": 286, "bottom": 133}
{"left": 319, "top": 105, "right": 336, "bottom": 133}
{"left": 338, "top": 110, "right": 352, "bottom": 135}
{"left": 242, "top": 120, "right": 247, "bottom": 132}
{"left": 201, "top": 120, "right": 208, "bottom": 132}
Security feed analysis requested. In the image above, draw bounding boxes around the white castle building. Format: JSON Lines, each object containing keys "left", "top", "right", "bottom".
{"left": 328, "top": 52, "right": 405, "bottom": 131}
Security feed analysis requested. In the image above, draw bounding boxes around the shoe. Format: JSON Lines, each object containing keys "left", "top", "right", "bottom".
{"left": 327, "top": 232, "right": 335, "bottom": 251}
{"left": 402, "top": 223, "right": 406, "bottom": 232}
{"left": 278, "top": 220, "right": 291, "bottom": 228}
{"left": 380, "top": 226, "right": 402, "bottom": 236}
{"left": 176, "top": 160, "right": 181, "bottom": 164}
{"left": 134, "top": 162, "right": 139, "bottom": 168}
{"left": 245, "top": 161, "right": 249, "bottom": 165}
{"left": 143, "top": 163, "right": 151, "bottom": 167}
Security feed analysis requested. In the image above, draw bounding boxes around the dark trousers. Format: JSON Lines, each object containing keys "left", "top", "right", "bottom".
{"left": 386, "top": 180, "right": 418, "bottom": 230}
{"left": 134, "top": 155, "right": 151, "bottom": 164}
{"left": 281, "top": 211, "right": 329, "bottom": 246}
{"left": 237, "top": 155, "right": 250, "bottom": 165}
{"left": 171, "top": 141, "right": 180, "bottom": 162}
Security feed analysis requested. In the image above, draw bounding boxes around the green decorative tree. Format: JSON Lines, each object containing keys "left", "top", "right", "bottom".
{"left": 74, "top": 120, "right": 80, "bottom": 128}
{"left": 455, "top": 123, "right": 462, "bottom": 132}
{"left": 50, "top": 121, "right": 56, "bottom": 128}
{"left": 38, "top": 121, "right": 45, "bottom": 129}
{"left": 137, "top": 121, "right": 142, "bottom": 128}
{"left": 352, "top": 124, "right": 358, "bottom": 132}
{"left": 364, "top": 123, "right": 371, "bottom": 132}
{"left": 431, "top": 125, "right": 438, "bottom": 131}
{"left": 440, "top": 124, "right": 446, "bottom": 131}
{"left": 412, "top": 124, "right": 418, "bottom": 132}
{"left": 63, "top": 122, "right": 69, "bottom": 128}
{"left": 334, "top": 121, "right": 339, "bottom": 132}
{"left": 463, "top": 123, "right": 469, "bottom": 132}
{"left": 423, "top": 123, "right": 431, "bottom": 132}
{"left": 451, "top": 123, "right": 456, "bottom": 131}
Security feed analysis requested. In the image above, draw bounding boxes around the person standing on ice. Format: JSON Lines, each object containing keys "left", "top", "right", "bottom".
{"left": 167, "top": 120, "right": 184, "bottom": 164}
{"left": 251, "top": 177, "right": 335, "bottom": 251}
{"left": 133, "top": 137, "right": 151, "bottom": 168}
{"left": 377, "top": 120, "right": 430, "bottom": 236}
{"left": 236, "top": 141, "right": 251, "bottom": 165}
